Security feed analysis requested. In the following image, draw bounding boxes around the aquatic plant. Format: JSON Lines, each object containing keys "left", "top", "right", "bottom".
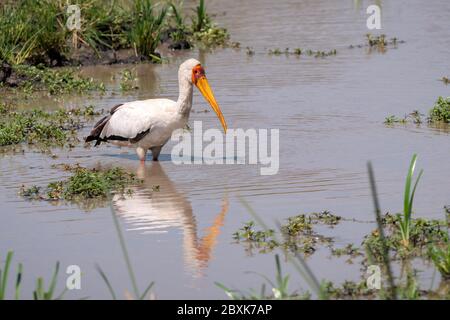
{"left": 428, "top": 244, "right": 450, "bottom": 279}
{"left": 130, "top": 0, "right": 167, "bottom": 61}
{"left": 428, "top": 96, "right": 450, "bottom": 123}
{"left": 321, "top": 280, "right": 375, "bottom": 299}
{"left": 268, "top": 48, "right": 337, "bottom": 58}
{"left": 399, "top": 154, "right": 423, "bottom": 248}
{"left": 331, "top": 244, "right": 362, "bottom": 258}
{"left": 384, "top": 115, "right": 404, "bottom": 124}
{"left": 366, "top": 33, "right": 386, "bottom": 48}
{"left": 245, "top": 47, "right": 255, "bottom": 56}
{"left": 12, "top": 64, "right": 105, "bottom": 95}
{"left": 120, "top": 69, "right": 139, "bottom": 91}
{"left": 234, "top": 211, "right": 340, "bottom": 256}
{"left": 166, "top": 2, "right": 190, "bottom": 47}
{"left": 0, "top": 104, "right": 100, "bottom": 148}
{"left": 191, "top": 0, "right": 209, "bottom": 33}
{"left": 20, "top": 166, "right": 142, "bottom": 201}
{"left": 189, "top": 0, "right": 230, "bottom": 47}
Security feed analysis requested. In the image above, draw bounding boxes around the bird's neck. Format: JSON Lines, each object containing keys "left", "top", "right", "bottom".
{"left": 177, "top": 76, "right": 193, "bottom": 117}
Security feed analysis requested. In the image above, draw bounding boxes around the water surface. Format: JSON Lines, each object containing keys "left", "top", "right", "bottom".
{"left": 1, "top": 0, "right": 450, "bottom": 298}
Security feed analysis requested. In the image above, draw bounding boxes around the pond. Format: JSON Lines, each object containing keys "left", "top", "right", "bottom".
{"left": 1, "top": 0, "right": 449, "bottom": 299}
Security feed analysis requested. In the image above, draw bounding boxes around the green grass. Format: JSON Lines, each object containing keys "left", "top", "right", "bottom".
{"left": 400, "top": 154, "right": 423, "bottom": 248}
{"left": 0, "top": 104, "right": 100, "bottom": 148}
{"left": 130, "top": 0, "right": 167, "bottom": 61}
{"left": 20, "top": 166, "right": 142, "bottom": 201}
{"left": 192, "top": 0, "right": 209, "bottom": 33}
{"left": 428, "top": 244, "right": 450, "bottom": 279}
{"left": 0, "top": 0, "right": 231, "bottom": 66}
{"left": 0, "top": 251, "right": 62, "bottom": 300}
{"left": 0, "top": 0, "right": 66, "bottom": 65}
{"left": 12, "top": 64, "right": 105, "bottom": 95}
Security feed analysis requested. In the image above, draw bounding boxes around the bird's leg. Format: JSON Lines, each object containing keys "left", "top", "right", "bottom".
{"left": 150, "top": 146, "right": 162, "bottom": 161}
{"left": 136, "top": 147, "right": 147, "bottom": 163}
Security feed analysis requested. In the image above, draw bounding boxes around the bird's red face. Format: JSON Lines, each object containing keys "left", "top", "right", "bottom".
{"left": 192, "top": 64, "right": 227, "bottom": 133}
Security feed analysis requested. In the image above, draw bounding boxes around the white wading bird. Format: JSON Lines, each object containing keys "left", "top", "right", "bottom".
{"left": 85, "top": 58, "right": 227, "bottom": 162}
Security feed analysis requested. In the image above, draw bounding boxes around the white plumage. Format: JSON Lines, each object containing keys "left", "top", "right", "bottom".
{"left": 86, "top": 58, "right": 227, "bottom": 161}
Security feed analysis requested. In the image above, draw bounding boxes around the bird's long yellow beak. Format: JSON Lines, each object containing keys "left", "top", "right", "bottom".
{"left": 195, "top": 76, "right": 227, "bottom": 133}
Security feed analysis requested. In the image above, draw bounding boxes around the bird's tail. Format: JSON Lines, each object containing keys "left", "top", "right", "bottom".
{"left": 85, "top": 115, "right": 110, "bottom": 146}
{"left": 85, "top": 103, "right": 123, "bottom": 146}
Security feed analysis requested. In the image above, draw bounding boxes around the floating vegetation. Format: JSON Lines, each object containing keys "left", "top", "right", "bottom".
{"left": 245, "top": 47, "right": 255, "bottom": 56}
{"left": 384, "top": 97, "right": 450, "bottom": 125}
{"left": 0, "top": 104, "right": 100, "bottom": 149}
{"left": 20, "top": 165, "right": 142, "bottom": 203}
{"left": 428, "top": 96, "right": 450, "bottom": 123}
{"left": 331, "top": 244, "right": 362, "bottom": 259}
{"left": 13, "top": 65, "right": 105, "bottom": 95}
{"left": 268, "top": 48, "right": 337, "bottom": 58}
{"left": 119, "top": 69, "right": 139, "bottom": 91}
{"left": 233, "top": 211, "right": 341, "bottom": 256}
{"left": 348, "top": 34, "right": 404, "bottom": 52}
{"left": 321, "top": 280, "right": 376, "bottom": 300}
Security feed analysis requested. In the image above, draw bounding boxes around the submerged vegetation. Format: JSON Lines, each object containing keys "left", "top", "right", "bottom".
{"left": 0, "top": 103, "right": 100, "bottom": 149}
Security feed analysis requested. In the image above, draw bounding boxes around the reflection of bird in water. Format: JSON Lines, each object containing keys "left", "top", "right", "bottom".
{"left": 112, "top": 162, "right": 228, "bottom": 274}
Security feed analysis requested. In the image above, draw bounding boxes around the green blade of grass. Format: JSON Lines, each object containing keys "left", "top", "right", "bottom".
{"left": 0, "top": 251, "right": 14, "bottom": 300}
{"left": 95, "top": 264, "right": 117, "bottom": 300}
{"left": 109, "top": 201, "right": 139, "bottom": 299}
{"left": 44, "top": 261, "right": 60, "bottom": 300}
{"left": 139, "top": 281, "right": 155, "bottom": 300}
{"left": 367, "top": 162, "right": 397, "bottom": 300}
{"left": 404, "top": 154, "right": 417, "bottom": 221}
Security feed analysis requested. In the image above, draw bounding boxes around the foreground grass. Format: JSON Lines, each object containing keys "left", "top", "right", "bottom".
{"left": 0, "top": 251, "right": 62, "bottom": 300}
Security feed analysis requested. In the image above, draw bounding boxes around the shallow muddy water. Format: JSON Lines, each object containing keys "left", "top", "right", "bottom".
{"left": 1, "top": 0, "right": 450, "bottom": 298}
